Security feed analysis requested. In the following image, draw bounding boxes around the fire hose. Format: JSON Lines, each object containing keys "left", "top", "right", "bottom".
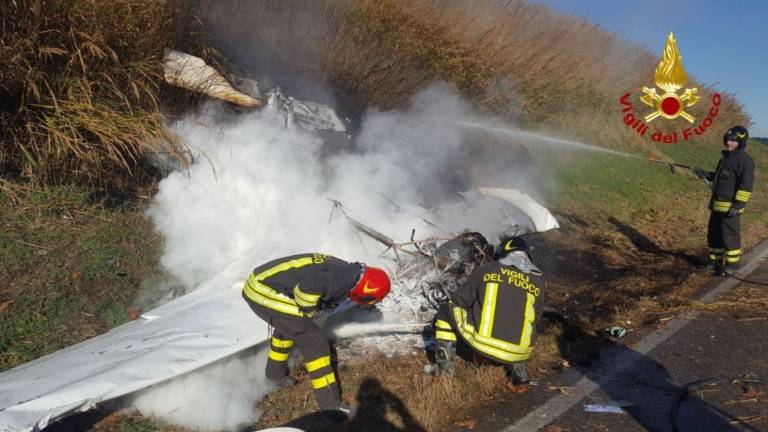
{"left": 670, "top": 376, "right": 765, "bottom": 432}
{"left": 645, "top": 157, "right": 705, "bottom": 176}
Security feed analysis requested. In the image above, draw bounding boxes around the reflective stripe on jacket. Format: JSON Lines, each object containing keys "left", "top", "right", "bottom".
{"left": 242, "top": 253, "right": 360, "bottom": 318}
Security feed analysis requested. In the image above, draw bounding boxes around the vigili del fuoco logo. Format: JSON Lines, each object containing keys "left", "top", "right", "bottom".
{"left": 619, "top": 32, "right": 721, "bottom": 144}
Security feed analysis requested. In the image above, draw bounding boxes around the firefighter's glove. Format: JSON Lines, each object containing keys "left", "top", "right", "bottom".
{"left": 424, "top": 282, "right": 449, "bottom": 307}
{"left": 726, "top": 207, "right": 740, "bottom": 218}
{"left": 693, "top": 168, "right": 710, "bottom": 181}
{"left": 506, "top": 362, "right": 530, "bottom": 385}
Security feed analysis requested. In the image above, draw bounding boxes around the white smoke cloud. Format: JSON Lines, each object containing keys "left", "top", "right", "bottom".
{"left": 338, "top": 85, "right": 472, "bottom": 205}
{"left": 138, "top": 84, "right": 538, "bottom": 430}
{"left": 147, "top": 108, "right": 340, "bottom": 290}
{"left": 146, "top": 84, "right": 490, "bottom": 292}
{"left": 130, "top": 347, "right": 275, "bottom": 431}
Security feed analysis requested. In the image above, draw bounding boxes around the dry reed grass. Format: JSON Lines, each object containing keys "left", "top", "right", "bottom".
{"left": 0, "top": 0, "right": 205, "bottom": 188}
{"left": 349, "top": 0, "right": 750, "bottom": 141}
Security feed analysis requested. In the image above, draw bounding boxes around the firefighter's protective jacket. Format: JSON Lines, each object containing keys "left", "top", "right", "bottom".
{"left": 448, "top": 256, "right": 544, "bottom": 364}
{"left": 708, "top": 148, "right": 755, "bottom": 214}
{"left": 243, "top": 253, "right": 361, "bottom": 318}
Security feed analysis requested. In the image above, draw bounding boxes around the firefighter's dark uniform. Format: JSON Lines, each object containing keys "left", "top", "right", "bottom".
{"left": 706, "top": 146, "right": 754, "bottom": 269}
{"left": 434, "top": 258, "right": 544, "bottom": 368}
{"left": 241, "top": 253, "right": 361, "bottom": 411}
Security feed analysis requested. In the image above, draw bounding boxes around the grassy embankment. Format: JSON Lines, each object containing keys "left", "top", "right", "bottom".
{"left": 1, "top": 1, "right": 200, "bottom": 430}
{"left": 0, "top": 182, "right": 164, "bottom": 369}
{"left": 0, "top": 0, "right": 207, "bottom": 367}
{"left": 1, "top": 1, "right": 765, "bottom": 431}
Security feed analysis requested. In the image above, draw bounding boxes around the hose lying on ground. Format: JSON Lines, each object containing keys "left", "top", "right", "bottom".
{"left": 724, "top": 271, "right": 768, "bottom": 287}
{"left": 670, "top": 377, "right": 765, "bottom": 432}
{"left": 331, "top": 322, "right": 429, "bottom": 339}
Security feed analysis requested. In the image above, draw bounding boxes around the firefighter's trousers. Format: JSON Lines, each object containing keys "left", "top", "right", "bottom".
{"left": 434, "top": 303, "right": 459, "bottom": 347}
{"left": 707, "top": 212, "right": 741, "bottom": 268}
{"left": 243, "top": 293, "right": 340, "bottom": 411}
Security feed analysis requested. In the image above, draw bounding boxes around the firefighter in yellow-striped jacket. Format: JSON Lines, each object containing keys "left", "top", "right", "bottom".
{"left": 433, "top": 236, "right": 544, "bottom": 384}
{"left": 694, "top": 126, "right": 755, "bottom": 275}
{"left": 242, "top": 253, "right": 390, "bottom": 422}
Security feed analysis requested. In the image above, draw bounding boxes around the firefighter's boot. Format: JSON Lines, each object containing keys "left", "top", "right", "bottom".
{"left": 707, "top": 253, "right": 726, "bottom": 276}
{"left": 435, "top": 340, "right": 456, "bottom": 376}
{"left": 506, "top": 362, "right": 530, "bottom": 385}
{"left": 713, "top": 260, "right": 727, "bottom": 277}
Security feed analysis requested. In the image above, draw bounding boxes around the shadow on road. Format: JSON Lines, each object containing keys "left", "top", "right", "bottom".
{"left": 546, "top": 310, "right": 759, "bottom": 432}
{"left": 607, "top": 217, "right": 704, "bottom": 267}
{"left": 281, "top": 377, "right": 426, "bottom": 432}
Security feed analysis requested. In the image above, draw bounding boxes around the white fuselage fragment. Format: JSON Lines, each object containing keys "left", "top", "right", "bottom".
{"left": 477, "top": 187, "right": 560, "bottom": 233}
{"left": 0, "top": 283, "right": 267, "bottom": 432}
{"left": 163, "top": 49, "right": 262, "bottom": 108}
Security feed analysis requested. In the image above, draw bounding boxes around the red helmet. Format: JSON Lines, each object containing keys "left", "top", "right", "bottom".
{"left": 349, "top": 265, "right": 391, "bottom": 306}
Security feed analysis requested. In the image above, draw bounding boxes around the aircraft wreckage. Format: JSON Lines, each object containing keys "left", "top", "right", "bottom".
{"left": 0, "top": 50, "right": 558, "bottom": 432}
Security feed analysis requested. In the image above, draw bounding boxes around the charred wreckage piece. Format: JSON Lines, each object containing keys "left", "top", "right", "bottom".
{"left": 327, "top": 198, "right": 528, "bottom": 314}
{"left": 152, "top": 49, "right": 351, "bottom": 172}
{"left": 162, "top": 49, "right": 347, "bottom": 134}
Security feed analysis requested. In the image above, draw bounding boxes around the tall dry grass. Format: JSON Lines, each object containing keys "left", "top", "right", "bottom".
{"left": 358, "top": 0, "right": 749, "bottom": 141}
{"left": 0, "top": 0, "right": 205, "bottom": 189}
{"left": 398, "top": 0, "right": 750, "bottom": 150}
{"left": 198, "top": 0, "right": 750, "bottom": 151}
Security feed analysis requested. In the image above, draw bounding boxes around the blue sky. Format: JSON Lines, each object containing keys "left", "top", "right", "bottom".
{"left": 530, "top": 0, "right": 768, "bottom": 137}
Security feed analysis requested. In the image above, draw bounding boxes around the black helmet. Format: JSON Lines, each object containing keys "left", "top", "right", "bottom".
{"left": 724, "top": 125, "right": 749, "bottom": 149}
{"left": 495, "top": 236, "right": 529, "bottom": 259}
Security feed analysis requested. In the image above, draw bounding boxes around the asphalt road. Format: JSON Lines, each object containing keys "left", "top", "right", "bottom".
{"left": 452, "top": 243, "right": 768, "bottom": 432}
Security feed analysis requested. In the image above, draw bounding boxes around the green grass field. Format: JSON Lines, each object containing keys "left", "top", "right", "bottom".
{"left": 0, "top": 182, "right": 169, "bottom": 370}
{"left": 545, "top": 139, "right": 768, "bottom": 251}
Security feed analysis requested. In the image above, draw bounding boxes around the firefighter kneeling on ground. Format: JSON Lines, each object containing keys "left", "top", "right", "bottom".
{"left": 694, "top": 125, "right": 755, "bottom": 276}
{"left": 242, "top": 253, "right": 391, "bottom": 422}
{"left": 432, "top": 236, "right": 544, "bottom": 384}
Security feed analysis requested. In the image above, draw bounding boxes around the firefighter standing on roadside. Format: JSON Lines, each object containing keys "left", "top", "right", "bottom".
{"left": 432, "top": 236, "right": 544, "bottom": 384}
{"left": 242, "top": 253, "right": 391, "bottom": 422}
{"left": 694, "top": 126, "right": 755, "bottom": 275}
